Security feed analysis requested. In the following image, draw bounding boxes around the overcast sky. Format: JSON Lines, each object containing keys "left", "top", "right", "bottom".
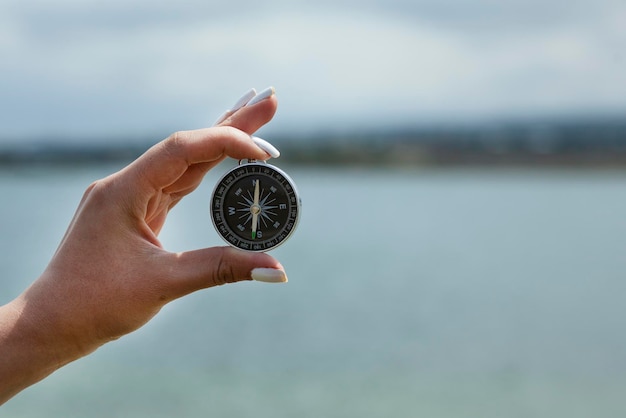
{"left": 1, "top": 0, "right": 625, "bottom": 143}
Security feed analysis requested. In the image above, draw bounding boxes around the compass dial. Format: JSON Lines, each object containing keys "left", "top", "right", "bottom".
{"left": 210, "top": 161, "right": 301, "bottom": 252}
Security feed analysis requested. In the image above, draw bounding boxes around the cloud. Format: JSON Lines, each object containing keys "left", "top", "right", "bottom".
{"left": 0, "top": 1, "right": 625, "bottom": 141}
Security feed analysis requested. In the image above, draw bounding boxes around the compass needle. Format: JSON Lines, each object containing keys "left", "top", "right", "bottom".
{"left": 251, "top": 179, "right": 260, "bottom": 239}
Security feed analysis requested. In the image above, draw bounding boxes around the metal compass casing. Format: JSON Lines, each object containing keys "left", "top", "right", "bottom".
{"left": 210, "top": 160, "right": 301, "bottom": 252}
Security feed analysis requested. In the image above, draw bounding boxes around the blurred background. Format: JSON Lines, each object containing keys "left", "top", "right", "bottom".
{"left": 1, "top": 0, "right": 626, "bottom": 417}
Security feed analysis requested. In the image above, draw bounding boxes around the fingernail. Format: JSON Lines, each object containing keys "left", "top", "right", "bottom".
{"left": 251, "top": 268, "right": 288, "bottom": 283}
{"left": 231, "top": 88, "right": 257, "bottom": 111}
{"left": 253, "top": 137, "right": 280, "bottom": 159}
{"left": 213, "top": 88, "right": 258, "bottom": 126}
{"left": 246, "top": 86, "right": 275, "bottom": 107}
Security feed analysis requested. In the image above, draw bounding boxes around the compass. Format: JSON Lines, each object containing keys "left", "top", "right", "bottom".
{"left": 210, "top": 160, "right": 301, "bottom": 252}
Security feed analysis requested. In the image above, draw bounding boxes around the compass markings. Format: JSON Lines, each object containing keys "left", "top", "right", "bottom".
{"left": 212, "top": 162, "right": 300, "bottom": 251}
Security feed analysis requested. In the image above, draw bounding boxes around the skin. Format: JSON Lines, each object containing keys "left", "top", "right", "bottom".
{"left": 0, "top": 95, "right": 282, "bottom": 404}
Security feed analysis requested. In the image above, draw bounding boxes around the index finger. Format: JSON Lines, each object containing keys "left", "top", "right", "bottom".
{"left": 124, "top": 126, "right": 271, "bottom": 192}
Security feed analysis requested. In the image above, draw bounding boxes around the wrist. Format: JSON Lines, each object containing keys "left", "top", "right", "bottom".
{"left": 0, "top": 282, "right": 99, "bottom": 403}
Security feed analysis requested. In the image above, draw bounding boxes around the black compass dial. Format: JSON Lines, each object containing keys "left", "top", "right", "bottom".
{"left": 211, "top": 162, "right": 301, "bottom": 252}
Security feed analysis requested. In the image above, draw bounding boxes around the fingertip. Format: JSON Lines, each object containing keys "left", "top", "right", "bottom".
{"left": 246, "top": 86, "right": 276, "bottom": 107}
{"left": 218, "top": 95, "right": 278, "bottom": 134}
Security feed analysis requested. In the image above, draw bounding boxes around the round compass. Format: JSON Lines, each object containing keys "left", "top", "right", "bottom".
{"left": 210, "top": 160, "right": 301, "bottom": 252}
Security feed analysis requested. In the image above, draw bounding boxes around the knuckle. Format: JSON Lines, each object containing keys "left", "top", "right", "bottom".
{"left": 79, "top": 174, "right": 129, "bottom": 215}
{"left": 82, "top": 178, "right": 109, "bottom": 203}
{"left": 212, "top": 247, "right": 239, "bottom": 287}
{"left": 162, "top": 131, "right": 186, "bottom": 157}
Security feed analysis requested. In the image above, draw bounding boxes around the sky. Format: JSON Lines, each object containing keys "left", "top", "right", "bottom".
{"left": 0, "top": 0, "right": 625, "bottom": 143}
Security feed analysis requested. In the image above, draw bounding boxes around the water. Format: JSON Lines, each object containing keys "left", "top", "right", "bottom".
{"left": 1, "top": 163, "right": 626, "bottom": 417}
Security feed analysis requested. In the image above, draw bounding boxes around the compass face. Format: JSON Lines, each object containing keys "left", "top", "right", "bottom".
{"left": 210, "top": 162, "right": 301, "bottom": 252}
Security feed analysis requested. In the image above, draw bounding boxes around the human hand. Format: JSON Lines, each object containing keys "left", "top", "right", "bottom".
{"left": 0, "top": 88, "right": 285, "bottom": 402}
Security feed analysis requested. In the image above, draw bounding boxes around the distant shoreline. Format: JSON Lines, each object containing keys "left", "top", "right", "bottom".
{"left": 2, "top": 118, "right": 626, "bottom": 168}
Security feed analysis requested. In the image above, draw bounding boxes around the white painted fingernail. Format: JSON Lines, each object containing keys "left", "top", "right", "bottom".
{"left": 251, "top": 268, "right": 288, "bottom": 283}
{"left": 253, "top": 137, "right": 280, "bottom": 159}
{"left": 213, "top": 88, "right": 257, "bottom": 126}
{"left": 231, "top": 88, "right": 257, "bottom": 112}
{"left": 246, "top": 86, "right": 275, "bottom": 107}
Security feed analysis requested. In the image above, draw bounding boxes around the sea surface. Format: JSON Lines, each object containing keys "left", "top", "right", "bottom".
{"left": 1, "top": 163, "right": 626, "bottom": 417}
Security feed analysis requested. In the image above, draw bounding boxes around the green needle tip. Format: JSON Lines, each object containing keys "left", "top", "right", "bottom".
{"left": 252, "top": 231, "right": 256, "bottom": 240}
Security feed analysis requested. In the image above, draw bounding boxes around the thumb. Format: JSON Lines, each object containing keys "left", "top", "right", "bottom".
{"left": 162, "top": 246, "right": 287, "bottom": 300}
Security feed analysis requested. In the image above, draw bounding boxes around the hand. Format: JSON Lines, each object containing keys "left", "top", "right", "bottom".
{"left": 0, "top": 88, "right": 286, "bottom": 404}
